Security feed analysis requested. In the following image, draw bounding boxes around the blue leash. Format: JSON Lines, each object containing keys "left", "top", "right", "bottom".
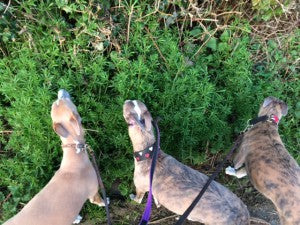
{"left": 139, "top": 119, "right": 161, "bottom": 225}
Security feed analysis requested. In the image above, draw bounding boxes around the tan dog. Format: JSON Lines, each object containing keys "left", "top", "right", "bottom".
{"left": 123, "top": 100, "right": 250, "bottom": 225}
{"left": 4, "top": 90, "right": 105, "bottom": 225}
{"left": 226, "top": 97, "right": 300, "bottom": 225}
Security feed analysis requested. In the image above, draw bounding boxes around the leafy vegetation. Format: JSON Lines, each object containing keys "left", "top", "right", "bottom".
{"left": 0, "top": 0, "right": 299, "bottom": 223}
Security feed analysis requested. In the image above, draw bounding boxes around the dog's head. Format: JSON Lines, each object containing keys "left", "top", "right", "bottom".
{"left": 51, "top": 90, "right": 84, "bottom": 142}
{"left": 123, "top": 100, "right": 155, "bottom": 150}
{"left": 258, "top": 96, "right": 288, "bottom": 120}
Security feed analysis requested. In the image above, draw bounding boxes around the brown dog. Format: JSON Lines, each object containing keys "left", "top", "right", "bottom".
{"left": 123, "top": 100, "right": 250, "bottom": 225}
{"left": 226, "top": 97, "right": 300, "bottom": 225}
{"left": 4, "top": 90, "right": 105, "bottom": 225}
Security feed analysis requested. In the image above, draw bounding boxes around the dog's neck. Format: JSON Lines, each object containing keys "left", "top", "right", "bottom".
{"left": 131, "top": 134, "right": 155, "bottom": 152}
{"left": 59, "top": 136, "right": 90, "bottom": 171}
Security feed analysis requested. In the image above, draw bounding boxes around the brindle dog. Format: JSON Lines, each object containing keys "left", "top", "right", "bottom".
{"left": 226, "top": 97, "right": 300, "bottom": 225}
{"left": 123, "top": 100, "right": 250, "bottom": 225}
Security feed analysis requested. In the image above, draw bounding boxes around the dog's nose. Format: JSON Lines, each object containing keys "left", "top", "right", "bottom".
{"left": 58, "top": 89, "right": 71, "bottom": 100}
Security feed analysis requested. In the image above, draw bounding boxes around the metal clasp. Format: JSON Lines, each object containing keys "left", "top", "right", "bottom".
{"left": 75, "top": 141, "right": 87, "bottom": 154}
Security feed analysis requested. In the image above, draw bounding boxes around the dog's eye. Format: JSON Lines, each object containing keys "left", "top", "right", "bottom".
{"left": 140, "top": 118, "right": 145, "bottom": 126}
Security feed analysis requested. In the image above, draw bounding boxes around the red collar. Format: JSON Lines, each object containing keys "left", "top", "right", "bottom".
{"left": 270, "top": 114, "right": 279, "bottom": 124}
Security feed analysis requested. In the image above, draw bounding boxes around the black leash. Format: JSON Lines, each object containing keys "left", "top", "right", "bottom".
{"left": 175, "top": 134, "right": 244, "bottom": 225}
{"left": 87, "top": 146, "right": 112, "bottom": 225}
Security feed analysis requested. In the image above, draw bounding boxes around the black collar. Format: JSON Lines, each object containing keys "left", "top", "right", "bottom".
{"left": 249, "top": 114, "right": 279, "bottom": 126}
{"left": 134, "top": 145, "right": 155, "bottom": 162}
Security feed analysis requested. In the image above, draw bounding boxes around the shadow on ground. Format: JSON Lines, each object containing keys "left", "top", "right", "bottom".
{"left": 81, "top": 184, "right": 279, "bottom": 225}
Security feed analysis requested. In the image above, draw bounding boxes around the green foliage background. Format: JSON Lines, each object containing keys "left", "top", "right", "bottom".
{"left": 0, "top": 0, "right": 299, "bottom": 222}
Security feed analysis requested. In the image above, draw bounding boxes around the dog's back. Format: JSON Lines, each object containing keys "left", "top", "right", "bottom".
{"left": 240, "top": 122, "right": 300, "bottom": 225}
{"left": 138, "top": 151, "right": 250, "bottom": 225}
{"left": 233, "top": 97, "right": 300, "bottom": 225}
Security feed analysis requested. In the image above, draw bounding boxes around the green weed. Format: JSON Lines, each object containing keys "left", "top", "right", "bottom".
{"left": 0, "top": 0, "right": 299, "bottom": 222}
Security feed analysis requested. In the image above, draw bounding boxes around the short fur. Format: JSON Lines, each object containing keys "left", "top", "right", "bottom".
{"left": 232, "top": 97, "right": 300, "bottom": 225}
{"left": 123, "top": 100, "right": 250, "bottom": 225}
{"left": 4, "top": 90, "right": 105, "bottom": 225}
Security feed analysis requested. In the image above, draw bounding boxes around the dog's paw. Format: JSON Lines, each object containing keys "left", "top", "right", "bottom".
{"left": 129, "top": 193, "right": 136, "bottom": 200}
{"left": 225, "top": 166, "right": 236, "bottom": 176}
{"left": 97, "top": 197, "right": 110, "bottom": 207}
{"left": 129, "top": 193, "right": 143, "bottom": 204}
{"left": 154, "top": 197, "right": 161, "bottom": 208}
{"left": 73, "top": 215, "right": 83, "bottom": 224}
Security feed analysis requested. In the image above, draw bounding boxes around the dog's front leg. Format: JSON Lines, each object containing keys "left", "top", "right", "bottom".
{"left": 233, "top": 145, "right": 247, "bottom": 170}
{"left": 130, "top": 189, "right": 145, "bottom": 204}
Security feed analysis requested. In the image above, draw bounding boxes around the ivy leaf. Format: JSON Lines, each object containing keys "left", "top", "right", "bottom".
{"left": 190, "top": 28, "right": 202, "bottom": 37}
{"left": 206, "top": 37, "right": 217, "bottom": 51}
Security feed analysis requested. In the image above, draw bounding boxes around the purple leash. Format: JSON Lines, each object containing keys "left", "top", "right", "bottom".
{"left": 139, "top": 119, "right": 161, "bottom": 225}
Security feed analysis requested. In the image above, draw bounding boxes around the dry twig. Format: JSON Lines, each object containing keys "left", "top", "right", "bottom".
{"left": 126, "top": 4, "right": 134, "bottom": 43}
{"left": 2, "top": 0, "right": 11, "bottom": 16}
{"left": 0, "top": 193, "right": 12, "bottom": 206}
{"left": 0, "top": 130, "right": 13, "bottom": 134}
{"left": 148, "top": 214, "right": 178, "bottom": 224}
{"left": 145, "top": 26, "right": 169, "bottom": 69}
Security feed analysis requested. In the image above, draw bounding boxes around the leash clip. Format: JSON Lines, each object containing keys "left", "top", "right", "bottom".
{"left": 75, "top": 142, "right": 88, "bottom": 154}
{"left": 267, "top": 114, "right": 279, "bottom": 124}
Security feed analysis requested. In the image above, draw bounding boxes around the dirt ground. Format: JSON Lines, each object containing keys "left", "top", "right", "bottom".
{"left": 81, "top": 179, "right": 280, "bottom": 225}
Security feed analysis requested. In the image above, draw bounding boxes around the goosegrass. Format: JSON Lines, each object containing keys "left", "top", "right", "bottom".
{"left": 0, "top": 0, "right": 299, "bottom": 222}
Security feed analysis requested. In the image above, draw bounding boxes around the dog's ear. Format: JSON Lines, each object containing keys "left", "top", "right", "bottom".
{"left": 53, "top": 122, "right": 69, "bottom": 138}
{"left": 280, "top": 102, "right": 288, "bottom": 116}
{"left": 144, "top": 111, "right": 153, "bottom": 132}
{"left": 263, "top": 97, "right": 274, "bottom": 107}
{"left": 70, "top": 113, "right": 81, "bottom": 136}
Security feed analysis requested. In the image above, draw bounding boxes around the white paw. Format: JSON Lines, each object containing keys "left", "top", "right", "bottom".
{"left": 225, "top": 166, "right": 236, "bottom": 176}
{"left": 154, "top": 197, "right": 161, "bottom": 208}
{"left": 129, "top": 193, "right": 136, "bottom": 200}
{"left": 73, "top": 215, "right": 82, "bottom": 224}
{"left": 97, "top": 197, "right": 110, "bottom": 207}
{"left": 129, "top": 193, "right": 142, "bottom": 203}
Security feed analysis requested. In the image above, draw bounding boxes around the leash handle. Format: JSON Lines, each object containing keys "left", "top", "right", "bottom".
{"left": 175, "top": 134, "right": 243, "bottom": 225}
{"left": 139, "top": 119, "right": 161, "bottom": 225}
{"left": 88, "top": 146, "right": 112, "bottom": 225}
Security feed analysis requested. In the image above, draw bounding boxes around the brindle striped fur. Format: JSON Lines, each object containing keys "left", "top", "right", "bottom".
{"left": 233, "top": 97, "right": 300, "bottom": 225}
{"left": 124, "top": 100, "right": 250, "bottom": 225}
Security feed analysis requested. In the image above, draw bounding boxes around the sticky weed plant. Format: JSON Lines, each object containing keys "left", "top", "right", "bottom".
{"left": 0, "top": 0, "right": 299, "bottom": 222}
